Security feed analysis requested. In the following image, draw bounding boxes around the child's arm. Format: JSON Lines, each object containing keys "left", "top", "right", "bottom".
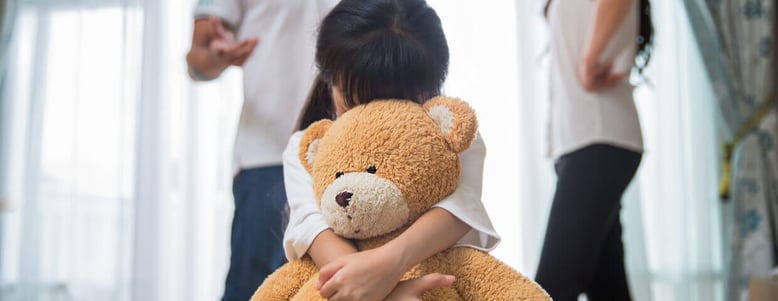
{"left": 284, "top": 132, "right": 497, "bottom": 300}
{"left": 315, "top": 133, "right": 497, "bottom": 300}
{"left": 283, "top": 132, "right": 333, "bottom": 262}
{"left": 307, "top": 229, "right": 357, "bottom": 266}
{"left": 430, "top": 133, "right": 501, "bottom": 251}
{"left": 284, "top": 131, "right": 361, "bottom": 268}
{"left": 316, "top": 208, "right": 469, "bottom": 301}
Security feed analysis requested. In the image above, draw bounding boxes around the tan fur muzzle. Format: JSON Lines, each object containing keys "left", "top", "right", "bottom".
{"left": 320, "top": 172, "right": 410, "bottom": 239}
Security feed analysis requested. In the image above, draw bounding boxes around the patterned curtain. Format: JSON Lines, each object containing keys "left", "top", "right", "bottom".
{"left": 682, "top": 0, "right": 777, "bottom": 300}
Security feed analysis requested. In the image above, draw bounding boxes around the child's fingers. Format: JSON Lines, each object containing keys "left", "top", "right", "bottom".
{"left": 407, "top": 273, "right": 455, "bottom": 295}
{"left": 317, "top": 260, "right": 346, "bottom": 290}
{"left": 318, "top": 281, "right": 338, "bottom": 299}
{"left": 384, "top": 273, "right": 455, "bottom": 301}
{"left": 317, "top": 268, "right": 346, "bottom": 299}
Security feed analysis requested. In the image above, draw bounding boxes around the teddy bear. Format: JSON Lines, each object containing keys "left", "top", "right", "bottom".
{"left": 251, "top": 96, "right": 550, "bottom": 300}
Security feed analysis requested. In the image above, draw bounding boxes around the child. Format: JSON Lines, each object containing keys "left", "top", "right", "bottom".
{"left": 283, "top": 0, "right": 500, "bottom": 299}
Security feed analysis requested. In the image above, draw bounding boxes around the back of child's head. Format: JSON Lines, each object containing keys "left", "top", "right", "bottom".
{"left": 298, "top": 0, "right": 449, "bottom": 130}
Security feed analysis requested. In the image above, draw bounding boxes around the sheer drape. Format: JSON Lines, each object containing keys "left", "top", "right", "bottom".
{"left": 629, "top": 1, "right": 725, "bottom": 298}
{"left": 1, "top": 2, "right": 142, "bottom": 299}
{"left": 0, "top": 0, "right": 19, "bottom": 291}
{"left": 682, "top": 1, "right": 777, "bottom": 300}
{"left": 426, "top": 0, "right": 525, "bottom": 269}
{"left": 0, "top": 0, "right": 240, "bottom": 300}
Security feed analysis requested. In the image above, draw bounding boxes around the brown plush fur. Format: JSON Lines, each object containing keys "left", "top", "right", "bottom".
{"left": 251, "top": 97, "right": 549, "bottom": 300}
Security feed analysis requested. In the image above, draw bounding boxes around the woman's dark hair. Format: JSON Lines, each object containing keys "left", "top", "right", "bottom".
{"left": 297, "top": 0, "right": 449, "bottom": 130}
{"left": 635, "top": 0, "right": 654, "bottom": 75}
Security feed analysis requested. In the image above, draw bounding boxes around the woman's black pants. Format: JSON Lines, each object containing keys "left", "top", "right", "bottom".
{"left": 535, "top": 144, "right": 642, "bottom": 301}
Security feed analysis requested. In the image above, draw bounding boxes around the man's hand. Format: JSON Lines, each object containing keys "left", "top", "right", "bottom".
{"left": 207, "top": 17, "right": 258, "bottom": 67}
{"left": 186, "top": 16, "right": 258, "bottom": 80}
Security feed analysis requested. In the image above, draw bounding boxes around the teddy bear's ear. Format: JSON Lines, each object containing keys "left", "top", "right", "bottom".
{"left": 298, "top": 119, "right": 333, "bottom": 174}
{"left": 423, "top": 96, "right": 478, "bottom": 154}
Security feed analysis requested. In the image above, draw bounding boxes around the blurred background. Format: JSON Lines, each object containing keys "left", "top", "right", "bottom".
{"left": 0, "top": 0, "right": 775, "bottom": 300}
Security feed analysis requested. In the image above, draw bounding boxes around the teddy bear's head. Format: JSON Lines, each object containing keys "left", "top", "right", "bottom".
{"left": 298, "top": 97, "right": 477, "bottom": 241}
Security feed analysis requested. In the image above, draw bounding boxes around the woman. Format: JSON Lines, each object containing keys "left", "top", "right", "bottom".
{"left": 536, "top": 0, "right": 653, "bottom": 300}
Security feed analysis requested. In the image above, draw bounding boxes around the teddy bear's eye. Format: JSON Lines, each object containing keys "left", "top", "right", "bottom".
{"left": 335, "top": 171, "right": 344, "bottom": 178}
{"left": 366, "top": 166, "right": 377, "bottom": 174}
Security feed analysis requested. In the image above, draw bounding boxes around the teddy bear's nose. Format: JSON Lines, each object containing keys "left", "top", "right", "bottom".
{"left": 336, "top": 191, "right": 353, "bottom": 207}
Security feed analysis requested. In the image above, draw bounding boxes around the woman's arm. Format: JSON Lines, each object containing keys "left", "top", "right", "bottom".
{"left": 578, "top": 0, "right": 635, "bottom": 91}
{"left": 584, "top": 0, "right": 635, "bottom": 63}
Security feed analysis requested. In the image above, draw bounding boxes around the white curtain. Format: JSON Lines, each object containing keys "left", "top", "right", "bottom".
{"left": 426, "top": 0, "right": 527, "bottom": 270}
{"left": 1, "top": 0, "right": 17, "bottom": 212}
{"left": 628, "top": 1, "right": 725, "bottom": 299}
{"left": 0, "top": 0, "right": 240, "bottom": 300}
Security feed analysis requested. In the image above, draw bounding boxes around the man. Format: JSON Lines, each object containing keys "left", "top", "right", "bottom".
{"left": 186, "top": 1, "right": 337, "bottom": 300}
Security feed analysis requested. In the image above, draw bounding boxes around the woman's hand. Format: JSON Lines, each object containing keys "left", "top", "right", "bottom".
{"left": 578, "top": 56, "right": 626, "bottom": 91}
{"left": 317, "top": 245, "right": 407, "bottom": 301}
{"left": 578, "top": 0, "right": 634, "bottom": 91}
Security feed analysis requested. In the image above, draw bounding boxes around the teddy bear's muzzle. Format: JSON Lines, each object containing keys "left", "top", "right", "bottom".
{"left": 320, "top": 172, "right": 410, "bottom": 239}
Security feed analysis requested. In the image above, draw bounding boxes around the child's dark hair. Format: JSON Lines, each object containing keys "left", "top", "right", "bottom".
{"left": 297, "top": 0, "right": 449, "bottom": 130}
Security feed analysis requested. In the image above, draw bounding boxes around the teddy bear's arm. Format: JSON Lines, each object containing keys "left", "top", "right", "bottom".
{"left": 290, "top": 277, "right": 328, "bottom": 301}
{"left": 436, "top": 247, "right": 551, "bottom": 301}
{"left": 250, "top": 257, "right": 319, "bottom": 301}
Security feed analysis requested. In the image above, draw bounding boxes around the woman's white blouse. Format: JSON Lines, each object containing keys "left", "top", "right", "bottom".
{"left": 546, "top": 0, "right": 644, "bottom": 159}
{"left": 282, "top": 130, "right": 501, "bottom": 261}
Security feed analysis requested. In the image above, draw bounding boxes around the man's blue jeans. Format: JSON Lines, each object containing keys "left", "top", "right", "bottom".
{"left": 222, "top": 166, "right": 288, "bottom": 301}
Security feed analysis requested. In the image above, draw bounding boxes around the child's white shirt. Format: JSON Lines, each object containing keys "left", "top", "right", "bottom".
{"left": 282, "top": 130, "right": 501, "bottom": 261}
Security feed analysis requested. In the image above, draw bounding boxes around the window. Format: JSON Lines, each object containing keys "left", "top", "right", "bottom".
{"left": 2, "top": 3, "right": 143, "bottom": 300}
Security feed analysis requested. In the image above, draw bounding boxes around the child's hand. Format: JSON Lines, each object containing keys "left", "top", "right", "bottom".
{"left": 385, "top": 273, "right": 455, "bottom": 301}
{"left": 316, "top": 246, "right": 406, "bottom": 301}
